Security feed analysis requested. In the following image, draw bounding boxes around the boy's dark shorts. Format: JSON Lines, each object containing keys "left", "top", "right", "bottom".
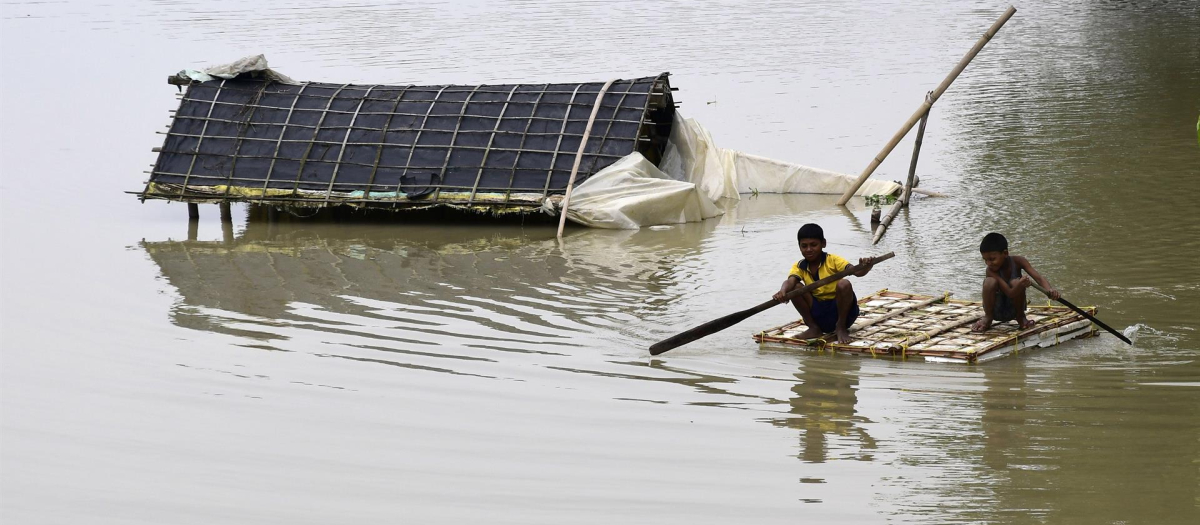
{"left": 992, "top": 292, "right": 1017, "bottom": 322}
{"left": 811, "top": 295, "right": 859, "bottom": 333}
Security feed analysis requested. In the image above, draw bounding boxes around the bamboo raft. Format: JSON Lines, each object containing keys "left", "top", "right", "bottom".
{"left": 753, "top": 290, "right": 1099, "bottom": 364}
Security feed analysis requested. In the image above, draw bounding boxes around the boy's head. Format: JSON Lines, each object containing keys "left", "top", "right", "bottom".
{"left": 797, "top": 223, "right": 826, "bottom": 262}
{"left": 979, "top": 232, "right": 1009, "bottom": 272}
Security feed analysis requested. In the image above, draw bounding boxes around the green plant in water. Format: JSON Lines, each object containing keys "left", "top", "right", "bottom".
{"left": 863, "top": 194, "right": 897, "bottom": 208}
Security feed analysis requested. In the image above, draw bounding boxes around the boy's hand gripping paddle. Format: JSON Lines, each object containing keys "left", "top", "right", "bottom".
{"left": 648, "top": 252, "right": 895, "bottom": 355}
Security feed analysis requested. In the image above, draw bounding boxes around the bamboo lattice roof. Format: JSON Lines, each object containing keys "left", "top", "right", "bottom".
{"left": 139, "top": 74, "right": 675, "bottom": 211}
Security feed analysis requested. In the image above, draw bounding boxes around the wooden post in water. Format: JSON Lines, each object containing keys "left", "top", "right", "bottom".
{"left": 872, "top": 101, "right": 931, "bottom": 245}
{"left": 187, "top": 202, "right": 199, "bottom": 220}
{"left": 221, "top": 216, "right": 234, "bottom": 244}
{"left": 219, "top": 202, "right": 232, "bottom": 223}
{"left": 902, "top": 98, "right": 931, "bottom": 207}
{"left": 836, "top": 6, "right": 1017, "bottom": 206}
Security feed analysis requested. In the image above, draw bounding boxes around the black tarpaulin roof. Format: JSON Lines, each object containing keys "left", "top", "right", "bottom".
{"left": 140, "top": 74, "right": 675, "bottom": 209}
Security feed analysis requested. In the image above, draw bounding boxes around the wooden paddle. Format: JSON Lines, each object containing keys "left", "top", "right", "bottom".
{"left": 1028, "top": 281, "right": 1132, "bottom": 345}
{"left": 648, "top": 252, "right": 895, "bottom": 355}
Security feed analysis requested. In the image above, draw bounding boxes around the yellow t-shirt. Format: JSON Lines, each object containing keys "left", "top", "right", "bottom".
{"left": 788, "top": 252, "right": 850, "bottom": 301}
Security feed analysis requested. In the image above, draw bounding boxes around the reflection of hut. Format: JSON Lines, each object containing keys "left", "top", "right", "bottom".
{"left": 140, "top": 220, "right": 716, "bottom": 339}
{"left": 138, "top": 64, "right": 674, "bottom": 216}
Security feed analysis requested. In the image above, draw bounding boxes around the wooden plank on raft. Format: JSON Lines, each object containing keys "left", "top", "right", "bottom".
{"left": 805, "top": 292, "right": 952, "bottom": 344}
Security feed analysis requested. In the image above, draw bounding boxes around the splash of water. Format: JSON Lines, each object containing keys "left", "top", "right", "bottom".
{"left": 1122, "top": 324, "right": 1142, "bottom": 345}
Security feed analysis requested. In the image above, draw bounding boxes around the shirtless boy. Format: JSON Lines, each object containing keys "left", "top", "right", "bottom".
{"left": 972, "top": 232, "right": 1060, "bottom": 332}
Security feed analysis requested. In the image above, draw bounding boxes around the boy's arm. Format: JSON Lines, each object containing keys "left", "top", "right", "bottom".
{"left": 988, "top": 266, "right": 1021, "bottom": 299}
{"left": 773, "top": 275, "right": 799, "bottom": 302}
{"left": 1015, "top": 256, "right": 1060, "bottom": 299}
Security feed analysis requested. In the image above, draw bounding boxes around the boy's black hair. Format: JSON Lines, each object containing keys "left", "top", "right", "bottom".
{"left": 797, "top": 223, "right": 825, "bottom": 243}
{"left": 979, "top": 232, "right": 1008, "bottom": 253}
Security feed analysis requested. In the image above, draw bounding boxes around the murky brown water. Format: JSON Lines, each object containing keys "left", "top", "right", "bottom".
{"left": 3, "top": 1, "right": 1198, "bottom": 523}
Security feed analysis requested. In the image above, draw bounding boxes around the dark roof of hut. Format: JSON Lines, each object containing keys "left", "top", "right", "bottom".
{"left": 139, "top": 73, "right": 676, "bottom": 210}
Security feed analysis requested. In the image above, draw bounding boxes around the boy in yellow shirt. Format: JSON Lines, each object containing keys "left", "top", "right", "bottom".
{"left": 772, "top": 223, "right": 876, "bottom": 343}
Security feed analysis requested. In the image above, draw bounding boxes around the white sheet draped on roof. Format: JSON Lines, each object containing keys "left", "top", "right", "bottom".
{"left": 565, "top": 112, "right": 901, "bottom": 229}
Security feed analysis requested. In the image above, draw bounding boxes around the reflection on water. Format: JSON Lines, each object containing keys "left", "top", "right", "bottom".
{"left": 769, "top": 357, "right": 877, "bottom": 465}
{"left": 143, "top": 218, "right": 720, "bottom": 365}
{"left": 129, "top": 211, "right": 1200, "bottom": 522}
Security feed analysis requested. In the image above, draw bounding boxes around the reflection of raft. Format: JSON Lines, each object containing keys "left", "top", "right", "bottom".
{"left": 753, "top": 289, "right": 1098, "bottom": 364}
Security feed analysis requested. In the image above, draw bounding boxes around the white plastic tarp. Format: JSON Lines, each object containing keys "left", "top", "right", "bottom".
{"left": 177, "top": 54, "right": 298, "bottom": 85}
{"left": 567, "top": 112, "right": 901, "bottom": 229}
{"left": 661, "top": 112, "right": 900, "bottom": 199}
{"left": 563, "top": 154, "right": 722, "bottom": 229}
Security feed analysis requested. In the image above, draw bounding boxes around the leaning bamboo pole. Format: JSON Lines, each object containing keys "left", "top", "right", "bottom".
{"left": 557, "top": 79, "right": 618, "bottom": 239}
{"left": 836, "top": 6, "right": 1017, "bottom": 206}
{"left": 873, "top": 101, "right": 931, "bottom": 244}
{"left": 901, "top": 97, "right": 931, "bottom": 208}
{"left": 871, "top": 199, "right": 905, "bottom": 245}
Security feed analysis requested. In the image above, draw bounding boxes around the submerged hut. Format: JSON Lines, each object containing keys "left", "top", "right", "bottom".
{"left": 137, "top": 56, "right": 899, "bottom": 228}
{"left": 139, "top": 59, "right": 674, "bottom": 215}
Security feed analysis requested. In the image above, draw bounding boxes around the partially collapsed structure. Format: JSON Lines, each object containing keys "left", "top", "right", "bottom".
{"left": 138, "top": 56, "right": 899, "bottom": 228}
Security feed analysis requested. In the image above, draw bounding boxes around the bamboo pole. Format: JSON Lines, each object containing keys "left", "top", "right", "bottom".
{"left": 872, "top": 104, "right": 929, "bottom": 245}
{"left": 836, "top": 6, "right": 1017, "bottom": 206}
{"left": 871, "top": 200, "right": 904, "bottom": 245}
{"left": 558, "top": 79, "right": 618, "bottom": 239}
{"left": 902, "top": 99, "right": 930, "bottom": 207}
{"left": 910, "top": 187, "right": 947, "bottom": 198}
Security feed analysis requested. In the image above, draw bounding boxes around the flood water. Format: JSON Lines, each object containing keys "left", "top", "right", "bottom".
{"left": 2, "top": 1, "right": 1199, "bottom": 523}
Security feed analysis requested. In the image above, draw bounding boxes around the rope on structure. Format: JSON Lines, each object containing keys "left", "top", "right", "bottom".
{"left": 557, "top": 79, "right": 619, "bottom": 239}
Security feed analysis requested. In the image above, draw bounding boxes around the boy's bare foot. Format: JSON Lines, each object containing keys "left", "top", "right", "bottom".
{"left": 1018, "top": 317, "right": 1037, "bottom": 330}
{"left": 972, "top": 316, "right": 993, "bottom": 332}
{"left": 797, "top": 326, "right": 824, "bottom": 340}
{"left": 835, "top": 327, "right": 852, "bottom": 344}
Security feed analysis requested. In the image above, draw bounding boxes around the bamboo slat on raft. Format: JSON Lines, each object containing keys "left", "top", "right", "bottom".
{"left": 753, "top": 289, "right": 1099, "bottom": 364}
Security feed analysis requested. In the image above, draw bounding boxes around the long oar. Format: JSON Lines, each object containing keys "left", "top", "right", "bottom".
{"left": 649, "top": 252, "right": 895, "bottom": 355}
{"left": 1028, "top": 281, "right": 1132, "bottom": 345}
